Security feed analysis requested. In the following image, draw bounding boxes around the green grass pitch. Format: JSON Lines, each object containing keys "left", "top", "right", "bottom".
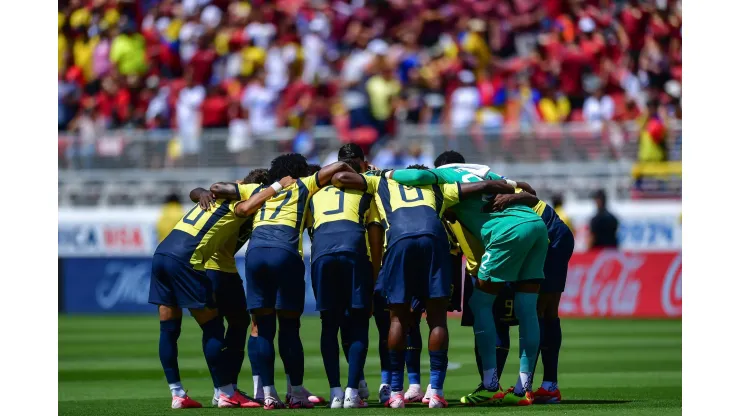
{"left": 59, "top": 316, "right": 681, "bottom": 415}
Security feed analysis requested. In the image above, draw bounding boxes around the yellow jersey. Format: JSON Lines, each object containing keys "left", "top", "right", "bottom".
{"left": 446, "top": 220, "right": 484, "bottom": 276}
{"left": 155, "top": 183, "right": 261, "bottom": 271}
{"left": 363, "top": 175, "right": 461, "bottom": 249}
{"left": 249, "top": 173, "right": 322, "bottom": 257}
{"left": 307, "top": 185, "right": 381, "bottom": 261}
{"left": 205, "top": 184, "right": 263, "bottom": 273}
{"left": 156, "top": 202, "right": 185, "bottom": 243}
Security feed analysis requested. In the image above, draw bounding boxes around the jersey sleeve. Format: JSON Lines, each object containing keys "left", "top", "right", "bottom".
{"left": 485, "top": 172, "right": 504, "bottom": 181}
{"left": 391, "top": 169, "right": 439, "bottom": 186}
{"left": 238, "top": 183, "right": 261, "bottom": 200}
{"left": 365, "top": 199, "right": 382, "bottom": 226}
{"left": 441, "top": 183, "right": 461, "bottom": 209}
{"left": 299, "top": 173, "right": 322, "bottom": 196}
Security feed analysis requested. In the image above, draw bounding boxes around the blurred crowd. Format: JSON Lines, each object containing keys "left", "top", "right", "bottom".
{"left": 59, "top": 0, "right": 682, "bottom": 168}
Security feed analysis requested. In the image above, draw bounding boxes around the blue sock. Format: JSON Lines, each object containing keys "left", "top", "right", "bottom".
{"left": 469, "top": 289, "right": 498, "bottom": 376}
{"left": 389, "top": 348, "right": 405, "bottom": 392}
{"left": 278, "top": 316, "right": 304, "bottom": 386}
{"left": 200, "top": 317, "right": 228, "bottom": 388}
{"left": 540, "top": 317, "right": 562, "bottom": 383}
{"left": 320, "top": 315, "right": 341, "bottom": 388}
{"left": 225, "top": 319, "right": 248, "bottom": 386}
{"left": 495, "top": 322, "right": 511, "bottom": 380}
{"left": 248, "top": 314, "right": 276, "bottom": 386}
{"left": 405, "top": 322, "right": 422, "bottom": 385}
{"left": 428, "top": 350, "right": 448, "bottom": 390}
{"left": 375, "top": 310, "right": 391, "bottom": 385}
{"left": 159, "top": 319, "right": 182, "bottom": 384}
{"left": 347, "top": 310, "right": 369, "bottom": 389}
{"left": 514, "top": 293, "right": 540, "bottom": 377}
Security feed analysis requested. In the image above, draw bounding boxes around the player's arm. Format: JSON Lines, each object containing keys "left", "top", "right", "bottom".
{"left": 316, "top": 161, "right": 355, "bottom": 188}
{"left": 487, "top": 191, "right": 540, "bottom": 212}
{"left": 458, "top": 180, "right": 516, "bottom": 199}
{"left": 189, "top": 187, "right": 216, "bottom": 210}
{"left": 234, "top": 176, "right": 295, "bottom": 217}
{"left": 385, "top": 169, "right": 439, "bottom": 186}
{"left": 209, "top": 182, "right": 241, "bottom": 200}
{"left": 331, "top": 171, "right": 368, "bottom": 191}
{"left": 368, "top": 223, "right": 384, "bottom": 283}
{"left": 514, "top": 181, "right": 537, "bottom": 196}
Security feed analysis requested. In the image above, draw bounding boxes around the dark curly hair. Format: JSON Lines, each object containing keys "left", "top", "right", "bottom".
{"left": 406, "top": 164, "right": 430, "bottom": 170}
{"left": 268, "top": 153, "right": 308, "bottom": 183}
{"left": 434, "top": 150, "right": 465, "bottom": 167}
{"left": 306, "top": 164, "right": 322, "bottom": 175}
{"left": 338, "top": 143, "right": 365, "bottom": 161}
{"left": 339, "top": 158, "right": 362, "bottom": 174}
{"left": 243, "top": 168, "right": 269, "bottom": 185}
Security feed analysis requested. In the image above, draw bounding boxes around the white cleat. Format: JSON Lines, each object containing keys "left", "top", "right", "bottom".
{"left": 359, "top": 380, "right": 370, "bottom": 400}
{"left": 344, "top": 395, "right": 369, "bottom": 408}
{"left": 378, "top": 384, "right": 392, "bottom": 404}
{"left": 385, "top": 393, "right": 405, "bottom": 409}
{"left": 330, "top": 396, "right": 345, "bottom": 409}
{"left": 211, "top": 394, "right": 218, "bottom": 407}
{"left": 422, "top": 384, "right": 433, "bottom": 404}
{"left": 404, "top": 385, "right": 424, "bottom": 402}
{"left": 428, "top": 394, "right": 449, "bottom": 408}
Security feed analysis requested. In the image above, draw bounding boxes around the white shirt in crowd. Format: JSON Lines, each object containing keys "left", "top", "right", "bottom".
{"left": 176, "top": 85, "right": 205, "bottom": 155}
{"left": 245, "top": 22, "right": 276, "bottom": 49}
{"left": 178, "top": 21, "right": 204, "bottom": 64}
{"left": 342, "top": 49, "right": 374, "bottom": 84}
{"left": 241, "top": 83, "right": 278, "bottom": 136}
{"left": 450, "top": 86, "right": 481, "bottom": 129}
{"left": 583, "top": 94, "right": 615, "bottom": 130}
{"left": 302, "top": 32, "right": 327, "bottom": 83}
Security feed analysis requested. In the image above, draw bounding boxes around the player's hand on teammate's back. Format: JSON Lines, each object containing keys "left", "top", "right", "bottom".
{"left": 486, "top": 194, "right": 517, "bottom": 213}
{"left": 198, "top": 192, "right": 216, "bottom": 210}
{"left": 279, "top": 176, "right": 296, "bottom": 188}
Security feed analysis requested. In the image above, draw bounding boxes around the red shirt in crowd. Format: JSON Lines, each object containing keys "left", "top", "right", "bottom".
{"left": 201, "top": 94, "right": 229, "bottom": 128}
{"left": 189, "top": 48, "right": 217, "bottom": 86}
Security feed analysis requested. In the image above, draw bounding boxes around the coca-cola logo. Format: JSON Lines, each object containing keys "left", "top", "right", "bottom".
{"left": 661, "top": 254, "right": 682, "bottom": 316}
{"left": 95, "top": 262, "right": 151, "bottom": 309}
{"left": 563, "top": 251, "right": 643, "bottom": 316}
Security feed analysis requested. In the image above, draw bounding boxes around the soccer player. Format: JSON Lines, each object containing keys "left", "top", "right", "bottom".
{"left": 331, "top": 165, "right": 516, "bottom": 408}
{"left": 188, "top": 169, "right": 269, "bottom": 406}
{"left": 306, "top": 157, "right": 384, "bottom": 408}
{"left": 387, "top": 154, "right": 547, "bottom": 406}
{"left": 149, "top": 174, "right": 294, "bottom": 409}
{"left": 243, "top": 154, "right": 355, "bottom": 409}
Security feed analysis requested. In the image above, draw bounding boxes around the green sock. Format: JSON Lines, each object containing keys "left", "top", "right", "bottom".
{"left": 514, "top": 292, "right": 539, "bottom": 392}
{"left": 469, "top": 288, "right": 498, "bottom": 389}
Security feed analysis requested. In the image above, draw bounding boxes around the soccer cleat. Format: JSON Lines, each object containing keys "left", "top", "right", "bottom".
{"left": 404, "top": 385, "right": 424, "bottom": 403}
{"left": 378, "top": 384, "right": 392, "bottom": 404}
{"left": 428, "top": 394, "right": 448, "bottom": 408}
{"left": 330, "top": 396, "right": 344, "bottom": 409}
{"left": 533, "top": 386, "right": 562, "bottom": 404}
{"left": 385, "top": 393, "right": 406, "bottom": 408}
{"left": 459, "top": 383, "right": 504, "bottom": 406}
{"left": 421, "top": 384, "right": 432, "bottom": 404}
{"left": 217, "top": 391, "right": 262, "bottom": 408}
{"left": 288, "top": 387, "right": 325, "bottom": 405}
{"left": 172, "top": 394, "right": 202, "bottom": 409}
{"left": 359, "top": 380, "right": 370, "bottom": 400}
{"left": 262, "top": 395, "right": 286, "bottom": 410}
{"left": 344, "top": 395, "right": 369, "bottom": 408}
{"left": 288, "top": 394, "right": 315, "bottom": 409}
{"left": 501, "top": 390, "right": 534, "bottom": 406}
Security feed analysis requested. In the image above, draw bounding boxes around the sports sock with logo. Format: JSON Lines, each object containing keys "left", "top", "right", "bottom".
{"left": 469, "top": 288, "right": 498, "bottom": 389}
{"left": 514, "top": 292, "right": 540, "bottom": 394}
{"left": 248, "top": 314, "right": 276, "bottom": 388}
{"left": 428, "top": 350, "right": 448, "bottom": 391}
{"left": 278, "top": 316, "right": 305, "bottom": 387}
{"left": 347, "top": 310, "right": 370, "bottom": 389}
{"left": 320, "top": 314, "right": 342, "bottom": 388}
{"left": 200, "top": 317, "right": 228, "bottom": 389}
{"left": 406, "top": 321, "right": 422, "bottom": 386}
{"left": 540, "top": 317, "right": 562, "bottom": 384}
{"left": 159, "top": 319, "right": 182, "bottom": 386}
{"left": 495, "top": 321, "right": 511, "bottom": 380}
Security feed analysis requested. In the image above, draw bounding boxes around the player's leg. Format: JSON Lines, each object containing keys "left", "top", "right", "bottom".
{"left": 342, "top": 254, "right": 372, "bottom": 408}
{"left": 244, "top": 248, "right": 283, "bottom": 409}
{"left": 373, "top": 292, "right": 392, "bottom": 402}
{"left": 534, "top": 228, "right": 574, "bottom": 404}
{"left": 148, "top": 254, "right": 200, "bottom": 408}
{"left": 503, "top": 221, "right": 549, "bottom": 406}
{"left": 386, "top": 304, "right": 410, "bottom": 408}
{"left": 312, "top": 255, "right": 344, "bottom": 407}
{"left": 275, "top": 250, "right": 315, "bottom": 409}
{"left": 493, "top": 285, "right": 517, "bottom": 380}
{"left": 404, "top": 306, "right": 424, "bottom": 402}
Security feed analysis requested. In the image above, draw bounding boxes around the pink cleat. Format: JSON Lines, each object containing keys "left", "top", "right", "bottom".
{"left": 385, "top": 393, "right": 406, "bottom": 408}
{"left": 428, "top": 394, "right": 448, "bottom": 408}
{"left": 263, "top": 395, "right": 287, "bottom": 410}
{"left": 171, "top": 395, "right": 203, "bottom": 409}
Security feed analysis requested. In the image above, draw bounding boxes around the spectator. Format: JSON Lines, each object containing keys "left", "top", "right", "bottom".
{"left": 446, "top": 70, "right": 480, "bottom": 133}
{"left": 91, "top": 26, "right": 114, "bottom": 83}
{"left": 72, "top": 27, "right": 99, "bottom": 85}
{"left": 583, "top": 83, "right": 615, "bottom": 131}
{"left": 421, "top": 75, "right": 446, "bottom": 126}
{"left": 176, "top": 70, "right": 205, "bottom": 164}
{"left": 551, "top": 193, "right": 573, "bottom": 233}
{"left": 66, "top": 99, "right": 105, "bottom": 170}
{"left": 293, "top": 115, "right": 319, "bottom": 165}
{"left": 201, "top": 85, "right": 229, "bottom": 128}
{"left": 156, "top": 192, "right": 185, "bottom": 243}
{"left": 638, "top": 98, "right": 668, "bottom": 162}
{"left": 110, "top": 19, "right": 148, "bottom": 76}
{"left": 241, "top": 68, "right": 278, "bottom": 136}
{"left": 366, "top": 58, "right": 401, "bottom": 140}
{"left": 59, "top": 69, "right": 82, "bottom": 131}
{"left": 189, "top": 35, "right": 217, "bottom": 86}
{"left": 538, "top": 83, "right": 571, "bottom": 124}
{"left": 588, "top": 189, "right": 619, "bottom": 250}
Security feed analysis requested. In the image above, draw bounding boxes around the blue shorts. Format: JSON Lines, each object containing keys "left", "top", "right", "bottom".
{"left": 148, "top": 254, "right": 215, "bottom": 309}
{"left": 245, "top": 247, "right": 306, "bottom": 313}
{"left": 541, "top": 225, "right": 575, "bottom": 294}
{"left": 378, "top": 235, "right": 452, "bottom": 305}
{"left": 206, "top": 269, "right": 247, "bottom": 316}
{"left": 311, "top": 252, "right": 372, "bottom": 312}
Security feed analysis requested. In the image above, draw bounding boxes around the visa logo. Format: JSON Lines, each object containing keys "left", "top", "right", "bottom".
{"left": 103, "top": 227, "right": 143, "bottom": 249}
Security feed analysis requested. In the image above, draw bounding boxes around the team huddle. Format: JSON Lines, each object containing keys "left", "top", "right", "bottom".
{"left": 149, "top": 144, "right": 575, "bottom": 410}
